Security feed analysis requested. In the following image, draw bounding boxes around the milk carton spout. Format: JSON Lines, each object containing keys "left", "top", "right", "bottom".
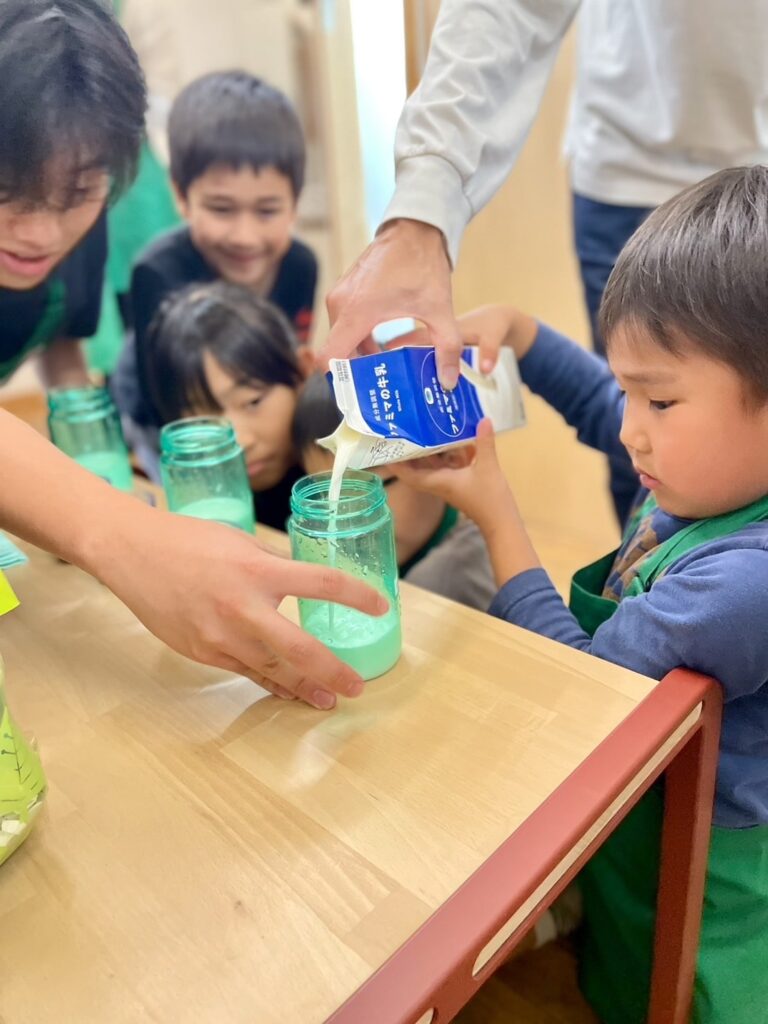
{"left": 320, "top": 346, "right": 526, "bottom": 470}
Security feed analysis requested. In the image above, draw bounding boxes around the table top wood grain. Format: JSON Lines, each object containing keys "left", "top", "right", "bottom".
{"left": 0, "top": 527, "right": 655, "bottom": 1024}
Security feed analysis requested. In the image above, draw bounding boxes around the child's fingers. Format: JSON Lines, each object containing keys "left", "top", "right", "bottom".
{"left": 439, "top": 445, "right": 475, "bottom": 470}
{"left": 393, "top": 461, "right": 453, "bottom": 496}
{"left": 477, "top": 336, "right": 501, "bottom": 375}
{"left": 474, "top": 419, "right": 500, "bottom": 467}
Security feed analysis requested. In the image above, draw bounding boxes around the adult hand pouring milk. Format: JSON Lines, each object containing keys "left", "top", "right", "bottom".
{"left": 321, "top": 346, "right": 526, "bottom": 483}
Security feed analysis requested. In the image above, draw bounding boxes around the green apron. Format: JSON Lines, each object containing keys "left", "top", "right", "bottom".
{"left": 569, "top": 493, "right": 768, "bottom": 1024}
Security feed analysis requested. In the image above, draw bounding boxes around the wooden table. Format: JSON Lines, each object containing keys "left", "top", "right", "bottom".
{"left": 0, "top": 526, "right": 720, "bottom": 1024}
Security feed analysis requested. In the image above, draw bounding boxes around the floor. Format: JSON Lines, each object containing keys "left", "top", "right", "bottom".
{"left": 456, "top": 942, "right": 598, "bottom": 1024}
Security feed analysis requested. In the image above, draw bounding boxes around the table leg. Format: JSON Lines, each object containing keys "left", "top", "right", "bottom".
{"left": 648, "top": 669, "right": 722, "bottom": 1024}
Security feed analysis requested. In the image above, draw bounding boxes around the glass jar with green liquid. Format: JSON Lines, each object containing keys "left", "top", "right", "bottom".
{"left": 289, "top": 471, "right": 402, "bottom": 680}
{"left": 47, "top": 386, "right": 134, "bottom": 491}
{"left": 160, "top": 417, "right": 255, "bottom": 533}
{"left": 0, "top": 577, "right": 46, "bottom": 868}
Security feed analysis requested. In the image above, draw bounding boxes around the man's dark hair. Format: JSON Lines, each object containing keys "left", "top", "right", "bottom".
{"left": 147, "top": 281, "right": 302, "bottom": 424}
{"left": 0, "top": 0, "right": 146, "bottom": 207}
{"left": 291, "top": 371, "right": 341, "bottom": 454}
{"left": 169, "top": 71, "right": 306, "bottom": 198}
{"left": 600, "top": 165, "right": 768, "bottom": 403}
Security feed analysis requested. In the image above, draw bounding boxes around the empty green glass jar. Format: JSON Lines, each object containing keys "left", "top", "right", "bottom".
{"left": 47, "top": 386, "right": 133, "bottom": 491}
{"left": 160, "top": 417, "right": 255, "bottom": 533}
{"left": 288, "top": 471, "right": 402, "bottom": 680}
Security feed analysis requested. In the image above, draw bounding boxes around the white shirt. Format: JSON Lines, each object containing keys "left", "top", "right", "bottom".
{"left": 383, "top": 0, "right": 768, "bottom": 265}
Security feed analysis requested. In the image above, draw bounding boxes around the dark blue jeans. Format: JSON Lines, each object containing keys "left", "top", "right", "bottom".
{"left": 572, "top": 193, "right": 653, "bottom": 527}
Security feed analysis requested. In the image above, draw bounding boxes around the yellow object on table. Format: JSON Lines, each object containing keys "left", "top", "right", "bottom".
{"left": 0, "top": 572, "right": 18, "bottom": 616}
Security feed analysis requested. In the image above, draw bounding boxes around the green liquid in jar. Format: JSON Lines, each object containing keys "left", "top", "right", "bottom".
{"left": 301, "top": 600, "right": 401, "bottom": 680}
{"left": 174, "top": 496, "right": 255, "bottom": 533}
{"left": 75, "top": 450, "right": 134, "bottom": 492}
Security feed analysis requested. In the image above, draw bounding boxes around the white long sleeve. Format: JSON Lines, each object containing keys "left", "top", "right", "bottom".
{"left": 385, "top": 0, "right": 768, "bottom": 267}
{"left": 382, "top": 0, "right": 580, "bottom": 266}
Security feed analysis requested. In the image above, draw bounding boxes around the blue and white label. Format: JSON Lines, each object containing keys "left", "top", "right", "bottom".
{"left": 323, "top": 346, "right": 526, "bottom": 469}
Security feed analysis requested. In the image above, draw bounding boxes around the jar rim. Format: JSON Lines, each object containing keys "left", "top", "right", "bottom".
{"left": 160, "top": 416, "right": 242, "bottom": 465}
{"left": 48, "top": 386, "right": 115, "bottom": 422}
{"left": 290, "top": 470, "right": 386, "bottom": 522}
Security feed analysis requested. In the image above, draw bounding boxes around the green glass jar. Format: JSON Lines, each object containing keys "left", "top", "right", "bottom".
{"left": 160, "top": 417, "right": 255, "bottom": 533}
{"left": 288, "top": 471, "right": 402, "bottom": 680}
{"left": 47, "top": 386, "right": 133, "bottom": 491}
{"left": 0, "top": 652, "right": 47, "bottom": 868}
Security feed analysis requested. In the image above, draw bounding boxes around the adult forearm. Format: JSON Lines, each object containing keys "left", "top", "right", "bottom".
{"left": 382, "top": 0, "right": 580, "bottom": 265}
{"left": 0, "top": 407, "right": 149, "bottom": 573}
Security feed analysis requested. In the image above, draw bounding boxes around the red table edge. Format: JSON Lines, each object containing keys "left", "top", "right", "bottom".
{"left": 325, "top": 668, "right": 722, "bottom": 1024}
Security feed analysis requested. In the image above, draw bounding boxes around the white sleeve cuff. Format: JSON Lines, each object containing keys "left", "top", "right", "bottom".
{"left": 379, "top": 154, "right": 472, "bottom": 269}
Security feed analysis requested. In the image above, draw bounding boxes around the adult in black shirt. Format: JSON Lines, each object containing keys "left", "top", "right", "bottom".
{"left": 0, "top": 212, "right": 106, "bottom": 387}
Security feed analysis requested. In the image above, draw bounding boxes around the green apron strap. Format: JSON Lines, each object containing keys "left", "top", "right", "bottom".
{"left": 626, "top": 491, "right": 768, "bottom": 597}
{"left": 569, "top": 491, "right": 658, "bottom": 637}
{"left": 569, "top": 551, "right": 621, "bottom": 635}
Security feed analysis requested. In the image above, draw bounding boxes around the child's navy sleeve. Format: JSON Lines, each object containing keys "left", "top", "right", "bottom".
{"left": 519, "top": 323, "right": 627, "bottom": 464}
{"left": 490, "top": 546, "right": 768, "bottom": 702}
{"left": 492, "top": 543, "right": 768, "bottom": 827}
{"left": 489, "top": 543, "right": 768, "bottom": 827}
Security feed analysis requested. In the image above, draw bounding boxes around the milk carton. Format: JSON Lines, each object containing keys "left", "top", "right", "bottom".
{"left": 320, "top": 346, "right": 526, "bottom": 471}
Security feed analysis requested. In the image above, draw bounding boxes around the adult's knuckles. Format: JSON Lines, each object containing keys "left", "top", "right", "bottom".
{"left": 315, "top": 569, "right": 346, "bottom": 601}
{"left": 283, "top": 636, "right": 315, "bottom": 668}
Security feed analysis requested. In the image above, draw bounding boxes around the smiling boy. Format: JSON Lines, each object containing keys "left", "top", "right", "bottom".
{"left": 115, "top": 70, "right": 317, "bottom": 433}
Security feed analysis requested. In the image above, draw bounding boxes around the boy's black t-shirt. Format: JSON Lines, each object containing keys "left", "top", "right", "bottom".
{"left": 0, "top": 212, "right": 106, "bottom": 382}
{"left": 129, "top": 226, "right": 318, "bottom": 425}
{"left": 253, "top": 463, "right": 304, "bottom": 532}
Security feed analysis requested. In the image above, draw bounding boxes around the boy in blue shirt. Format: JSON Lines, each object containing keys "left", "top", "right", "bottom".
{"left": 397, "top": 165, "right": 768, "bottom": 1024}
{"left": 113, "top": 70, "right": 317, "bottom": 450}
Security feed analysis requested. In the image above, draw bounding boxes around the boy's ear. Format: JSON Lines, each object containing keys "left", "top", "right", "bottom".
{"left": 171, "top": 181, "right": 190, "bottom": 219}
{"left": 296, "top": 345, "right": 316, "bottom": 379}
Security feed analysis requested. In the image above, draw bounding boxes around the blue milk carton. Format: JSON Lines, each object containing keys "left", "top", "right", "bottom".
{"left": 321, "top": 346, "right": 526, "bottom": 469}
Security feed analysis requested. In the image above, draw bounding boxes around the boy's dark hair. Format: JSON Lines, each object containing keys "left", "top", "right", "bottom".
{"left": 0, "top": 0, "right": 146, "bottom": 207}
{"left": 292, "top": 372, "right": 341, "bottom": 453}
{"left": 600, "top": 165, "right": 768, "bottom": 403}
{"left": 147, "top": 281, "right": 302, "bottom": 424}
{"left": 169, "top": 71, "right": 305, "bottom": 198}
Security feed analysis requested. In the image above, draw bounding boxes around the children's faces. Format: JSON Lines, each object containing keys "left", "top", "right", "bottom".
{"left": 200, "top": 351, "right": 298, "bottom": 491}
{"left": 609, "top": 326, "right": 768, "bottom": 518}
{"left": 0, "top": 166, "right": 108, "bottom": 289}
{"left": 176, "top": 165, "right": 297, "bottom": 292}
